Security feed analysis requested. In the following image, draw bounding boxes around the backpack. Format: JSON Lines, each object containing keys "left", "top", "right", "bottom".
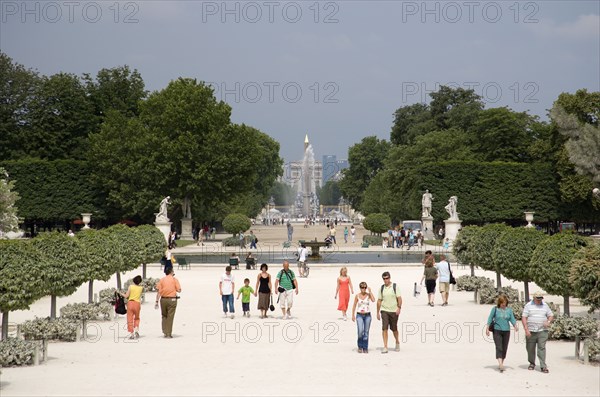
{"left": 381, "top": 283, "right": 397, "bottom": 296}
{"left": 114, "top": 292, "right": 127, "bottom": 315}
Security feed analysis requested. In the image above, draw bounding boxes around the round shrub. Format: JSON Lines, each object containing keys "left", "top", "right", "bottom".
{"left": 569, "top": 243, "right": 600, "bottom": 313}
{"left": 222, "top": 213, "right": 251, "bottom": 236}
{"left": 362, "top": 213, "right": 390, "bottom": 235}
{"left": 456, "top": 275, "right": 494, "bottom": 291}
{"left": 478, "top": 286, "right": 519, "bottom": 304}
{"left": 363, "top": 235, "right": 383, "bottom": 245}
{"left": 549, "top": 315, "right": 600, "bottom": 340}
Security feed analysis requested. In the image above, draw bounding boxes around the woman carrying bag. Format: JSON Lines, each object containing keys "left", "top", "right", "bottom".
{"left": 486, "top": 294, "right": 518, "bottom": 372}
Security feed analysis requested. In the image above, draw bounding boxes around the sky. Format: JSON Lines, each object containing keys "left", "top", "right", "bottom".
{"left": 1, "top": 0, "right": 599, "bottom": 166}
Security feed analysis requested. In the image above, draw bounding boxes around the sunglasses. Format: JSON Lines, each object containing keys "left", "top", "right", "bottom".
{"left": 360, "top": 286, "right": 367, "bottom": 289}
{"left": 382, "top": 277, "right": 390, "bottom": 280}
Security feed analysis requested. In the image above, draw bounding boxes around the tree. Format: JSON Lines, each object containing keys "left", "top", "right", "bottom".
{"left": 363, "top": 213, "right": 390, "bottom": 236}
{"left": 0, "top": 52, "right": 40, "bottom": 161}
{"left": 269, "top": 181, "right": 295, "bottom": 206}
{"left": 31, "top": 232, "right": 87, "bottom": 318}
{"left": 429, "top": 85, "right": 484, "bottom": 130}
{"left": 0, "top": 240, "right": 46, "bottom": 339}
{"left": 105, "top": 224, "right": 146, "bottom": 290}
{"left": 569, "top": 243, "right": 600, "bottom": 313}
{"left": 452, "top": 225, "right": 480, "bottom": 276}
{"left": 89, "top": 78, "right": 281, "bottom": 223}
{"left": 470, "top": 107, "right": 536, "bottom": 162}
{"left": 471, "top": 223, "right": 511, "bottom": 289}
{"left": 135, "top": 225, "right": 167, "bottom": 279}
{"left": 318, "top": 181, "right": 342, "bottom": 206}
{"left": 361, "top": 172, "right": 390, "bottom": 216}
{"left": 77, "top": 228, "right": 118, "bottom": 303}
{"left": 0, "top": 167, "right": 19, "bottom": 235}
{"left": 83, "top": 65, "right": 146, "bottom": 122}
{"left": 492, "top": 228, "right": 548, "bottom": 301}
{"left": 550, "top": 105, "right": 600, "bottom": 184}
{"left": 390, "top": 103, "right": 434, "bottom": 145}
{"left": 222, "top": 213, "right": 251, "bottom": 237}
{"left": 529, "top": 232, "right": 590, "bottom": 315}
{"left": 25, "top": 72, "right": 95, "bottom": 160}
{"left": 338, "top": 136, "right": 390, "bottom": 212}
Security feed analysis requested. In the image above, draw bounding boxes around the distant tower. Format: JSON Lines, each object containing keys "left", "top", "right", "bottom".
{"left": 304, "top": 134, "right": 309, "bottom": 152}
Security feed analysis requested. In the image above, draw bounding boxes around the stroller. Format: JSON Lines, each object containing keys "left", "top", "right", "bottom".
{"left": 324, "top": 236, "right": 333, "bottom": 248}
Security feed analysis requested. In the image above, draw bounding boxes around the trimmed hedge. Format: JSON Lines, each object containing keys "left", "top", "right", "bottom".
{"left": 0, "top": 338, "right": 37, "bottom": 366}
{"left": 21, "top": 317, "right": 79, "bottom": 342}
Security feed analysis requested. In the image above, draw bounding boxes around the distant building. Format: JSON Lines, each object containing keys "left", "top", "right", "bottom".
{"left": 322, "top": 155, "right": 349, "bottom": 184}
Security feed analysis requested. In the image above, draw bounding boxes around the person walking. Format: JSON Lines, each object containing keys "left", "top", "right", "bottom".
{"left": 155, "top": 268, "right": 181, "bottom": 338}
{"left": 119, "top": 275, "right": 143, "bottom": 339}
{"left": 377, "top": 271, "right": 402, "bottom": 353}
{"left": 274, "top": 260, "right": 298, "bottom": 320}
{"left": 287, "top": 222, "right": 294, "bottom": 242}
{"left": 219, "top": 266, "right": 235, "bottom": 319}
{"left": 239, "top": 231, "right": 246, "bottom": 249}
{"left": 237, "top": 278, "right": 255, "bottom": 317}
{"left": 344, "top": 226, "right": 349, "bottom": 243}
{"left": 249, "top": 230, "right": 257, "bottom": 249}
{"left": 329, "top": 225, "right": 337, "bottom": 244}
{"left": 486, "top": 295, "right": 518, "bottom": 372}
{"left": 352, "top": 282, "right": 375, "bottom": 353}
{"left": 335, "top": 267, "right": 354, "bottom": 320}
{"left": 435, "top": 254, "right": 451, "bottom": 306}
{"left": 350, "top": 225, "right": 356, "bottom": 243}
{"left": 297, "top": 244, "right": 308, "bottom": 277}
{"left": 420, "top": 256, "right": 438, "bottom": 307}
{"left": 522, "top": 291, "right": 554, "bottom": 373}
{"left": 255, "top": 264, "right": 272, "bottom": 319}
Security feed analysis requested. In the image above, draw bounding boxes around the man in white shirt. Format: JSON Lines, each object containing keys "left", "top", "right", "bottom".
{"left": 297, "top": 244, "right": 308, "bottom": 277}
{"left": 435, "top": 255, "right": 451, "bottom": 306}
{"left": 522, "top": 291, "right": 554, "bottom": 373}
{"left": 219, "top": 266, "right": 236, "bottom": 318}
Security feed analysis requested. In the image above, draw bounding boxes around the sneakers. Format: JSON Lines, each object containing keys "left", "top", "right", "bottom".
{"left": 381, "top": 348, "right": 388, "bottom": 354}
{"left": 442, "top": 302, "right": 448, "bottom": 306}
{"left": 134, "top": 331, "right": 139, "bottom": 339}
{"left": 230, "top": 314, "right": 235, "bottom": 319}
{"left": 358, "top": 348, "right": 363, "bottom": 354}
{"left": 395, "top": 343, "right": 400, "bottom": 352}
{"left": 128, "top": 334, "right": 135, "bottom": 340}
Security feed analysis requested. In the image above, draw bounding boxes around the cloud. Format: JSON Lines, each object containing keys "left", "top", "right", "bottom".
{"left": 528, "top": 14, "right": 599, "bottom": 40}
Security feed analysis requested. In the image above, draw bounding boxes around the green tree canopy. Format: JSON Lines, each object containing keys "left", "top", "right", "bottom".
{"left": 529, "top": 232, "right": 590, "bottom": 315}
{"left": 492, "top": 227, "right": 548, "bottom": 300}
{"left": 77, "top": 228, "right": 119, "bottom": 303}
{"left": 569, "top": 243, "right": 600, "bottom": 312}
{"left": 471, "top": 223, "right": 511, "bottom": 289}
{"left": 31, "top": 231, "right": 87, "bottom": 318}
{"left": 452, "top": 225, "right": 480, "bottom": 276}
{"left": 0, "top": 240, "right": 46, "bottom": 339}
{"left": 339, "top": 136, "right": 390, "bottom": 212}
{"left": 318, "top": 181, "right": 342, "bottom": 206}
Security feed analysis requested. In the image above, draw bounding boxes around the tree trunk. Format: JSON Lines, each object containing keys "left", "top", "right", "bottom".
{"left": 495, "top": 271, "right": 502, "bottom": 291}
{"left": 143, "top": 263, "right": 147, "bottom": 279}
{"left": 50, "top": 295, "right": 57, "bottom": 319}
{"left": 523, "top": 282, "right": 530, "bottom": 302}
{"left": 116, "top": 272, "right": 122, "bottom": 290}
{"left": 88, "top": 280, "right": 94, "bottom": 304}
{"left": 563, "top": 295, "right": 570, "bottom": 316}
{"left": 470, "top": 264, "right": 475, "bottom": 277}
{"left": 1, "top": 311, "right": 8, "bottom": 340}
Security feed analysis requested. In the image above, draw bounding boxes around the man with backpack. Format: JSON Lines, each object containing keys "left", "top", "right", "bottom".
{"left": 377, "top": 271, "right": 402, "bottom": 353}
{"left": 274, "top": 260, "right": 298, "bottom": 319}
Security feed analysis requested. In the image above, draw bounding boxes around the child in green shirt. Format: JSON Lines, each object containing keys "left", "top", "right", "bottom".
{"left": 237, "top": 278, "right": 256, "bottom": 317}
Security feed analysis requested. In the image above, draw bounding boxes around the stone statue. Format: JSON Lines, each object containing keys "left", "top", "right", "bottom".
{"left": 422, "top": 190, "right": 433, "bottom": 218}
{"left": 156, "top": 196, "right": 171, "bottom": 221}
{"left": 444, "top": 196, "right": 459, "bottom": 220}
{"left": 182, "top": 196, "right": 192, "bottom": 219}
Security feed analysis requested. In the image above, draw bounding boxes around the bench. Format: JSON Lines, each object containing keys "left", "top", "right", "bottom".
{"left": 361, "top": 242, "right": 370, "bottom": 248}
{"left": 178, "top": 257, "right": 191, "bottom": 270}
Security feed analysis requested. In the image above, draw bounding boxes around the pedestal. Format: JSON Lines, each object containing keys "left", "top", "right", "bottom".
{"left": 154, "top": 220, "right": 172, "bottom": 244}
{"left": 444, "top": 219, "right": 462, "bottom": 242}
{"left": 180, "top": 218, "right": 193, "bottom": 240}
{"left": 421, "top": 216, "right": 434, "bottom": 240}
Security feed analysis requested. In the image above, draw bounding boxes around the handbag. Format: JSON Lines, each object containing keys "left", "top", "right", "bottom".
{"left": 278, "top": 286, "right": 285, "bottom": 293}
{"left": 448, "top": 262, "right": 456, "bottom": 285}
{"left": 269, "top": 295, "right": 275, "bottom": 312}
{"left": 488, "top": 307, "right": 497, "bottom": 332}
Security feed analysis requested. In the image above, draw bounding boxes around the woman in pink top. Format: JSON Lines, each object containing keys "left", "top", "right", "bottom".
{"left": 335, "top": 267, "right": 354, "bottom": 320}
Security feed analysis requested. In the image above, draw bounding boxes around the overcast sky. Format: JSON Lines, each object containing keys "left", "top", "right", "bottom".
{"left": 1, "top": 0, "right": 598, "bottom": 165}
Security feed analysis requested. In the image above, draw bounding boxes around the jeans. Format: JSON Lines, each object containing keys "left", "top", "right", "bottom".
{"left": 356, "top": 313, "right": 372, "bottom": 350}
{"left": 222, "top": 294, "right": 234, "bottom": 313}
{"left": 250, "top": 241, "right": 257, "bottom": 249}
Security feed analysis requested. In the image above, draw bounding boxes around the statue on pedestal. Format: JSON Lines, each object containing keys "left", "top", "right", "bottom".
{"left": 444, "top": 196, "right": 459, "bottom": 220}
{"left": 156, "top": 196, "right": 171, "bottom": 222}
{"left": 182, "top": 196, "right": 192, "bottom": 219}
{"left": 422, "top": 189, "right": 433, "bottom": 218}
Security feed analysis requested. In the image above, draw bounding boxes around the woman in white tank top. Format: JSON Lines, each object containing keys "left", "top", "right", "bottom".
{"left": 351, "top": 282, "right": 375, "bottom": 354}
